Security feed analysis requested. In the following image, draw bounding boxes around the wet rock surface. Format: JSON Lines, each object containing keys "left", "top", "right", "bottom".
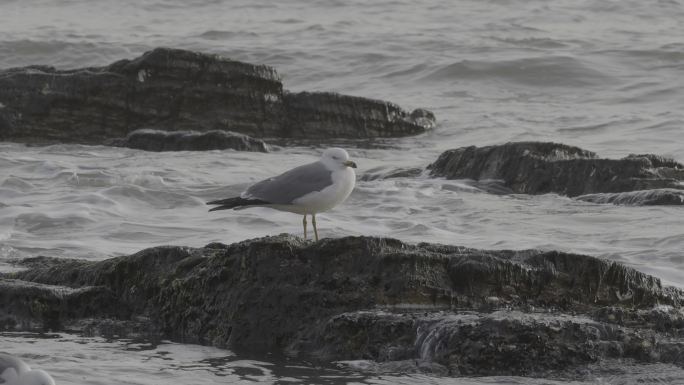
{"left": 113, "top": 129, "right": 269, "bottom": 152}
{"left": 282, "top": 92, "right": 434, "bottom": 139}
{"left": 428, "top": 142, "right": 684, "bottom": 204}
{"left": 2, "top": 235, "right": 684, "bottom": 378}
{"left": 0, "top": 48, "right": 434, "bottom": 147}
{"left": 576, "top": 189, "right": 684, "bottom": 206}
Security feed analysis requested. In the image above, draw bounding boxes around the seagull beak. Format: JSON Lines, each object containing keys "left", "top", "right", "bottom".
{"left": 344, "top": 160, "right": 357, "bottom": 168}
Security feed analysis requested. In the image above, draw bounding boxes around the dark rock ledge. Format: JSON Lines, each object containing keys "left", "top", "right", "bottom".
{"left": 0, "top": 48, "right": 435, "bottom": 150}
{"left": 2, "top": 235, "right": 684, "bottom": 378}
{"left": 427, "top": 141, "right": 684, "bottom": 206}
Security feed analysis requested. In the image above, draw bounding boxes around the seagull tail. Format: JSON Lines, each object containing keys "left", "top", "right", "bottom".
{"left": 207, "top": 197, "right": 269, "bottom": 211}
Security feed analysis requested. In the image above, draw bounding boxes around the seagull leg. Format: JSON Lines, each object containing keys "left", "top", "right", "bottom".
{"left": 312, "top": 214, "right": 319, "bottom": 242}
{"left": 302, "top": 215, "right": 308, "bottom": 240}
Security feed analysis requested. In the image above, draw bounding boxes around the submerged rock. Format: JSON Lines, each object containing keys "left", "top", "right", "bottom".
{"left": 2, "top": 235, "right": 684, "bottom": 378}
{"left": 428, "top": 142, "right": 684, "bottom": 203}
{"left": 113, "top": 129, "right": 269, "bottom": 152}
{"left": 0, "top": 48, "right": 434, "bottom": 147}
{"left": 577, "top": 189, "right": 684, "bottom": 206}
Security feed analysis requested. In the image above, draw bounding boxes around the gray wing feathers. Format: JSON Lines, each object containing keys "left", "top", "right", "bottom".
{"left": 243, "top": 161, "right": 333, "bottom": 205}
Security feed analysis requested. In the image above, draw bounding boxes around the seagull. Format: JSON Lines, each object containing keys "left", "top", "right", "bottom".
{"left": 208, "top": 148, "right": 357, "bottom": 241}
{"left": 0, "top": 353, "right": 56, "bottom": 385}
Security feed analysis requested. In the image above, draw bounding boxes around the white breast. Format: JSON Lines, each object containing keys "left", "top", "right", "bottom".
{"left": 292, "top": 167, "right": 356, "bottom": 214}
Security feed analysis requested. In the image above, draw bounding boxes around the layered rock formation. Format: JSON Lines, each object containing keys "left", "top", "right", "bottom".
{"left": 428, "top": 142, "right": 684, "bottom": 205}
{"left": 2, "top": 235, "right": 683, "bottom": 378}
{"left": 0, "top": 48, "right": 434, "bottom": 148}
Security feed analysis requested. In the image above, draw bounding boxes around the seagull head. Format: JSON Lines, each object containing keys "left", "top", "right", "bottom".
{"left": 321, "top": 148, "right": 357, "bottom": 170}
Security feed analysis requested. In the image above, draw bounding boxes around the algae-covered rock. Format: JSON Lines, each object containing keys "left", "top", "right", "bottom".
{"left": 2, "top": 235, "right": 684, "bottom": 377}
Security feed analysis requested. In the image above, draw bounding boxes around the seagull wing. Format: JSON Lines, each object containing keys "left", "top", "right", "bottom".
{"left": 242, "top": 161, "right": 333, "bottom": 205}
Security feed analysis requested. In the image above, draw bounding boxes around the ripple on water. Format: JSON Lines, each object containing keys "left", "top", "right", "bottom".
{"left": 13, "top": 210, "right": 96, "bottom": 235}
{"left": 99, "top": 185, "right": 198, "bottom": 210}
{"left": 56, "top": 192, "right": 120, "bottom": 208}
{"left": 0, "top": 39, "right": 132, "bottom": 68}
{"left": 196, "top": 30, "right": 260, "bottom": 40}
{"left": 0, "top": 176, "right": 36, "bottom": 191}
{"left": 422, "top": 56, "right": 614, "bottom": 88}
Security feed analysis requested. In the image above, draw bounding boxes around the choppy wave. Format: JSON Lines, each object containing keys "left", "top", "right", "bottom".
{"left": 196, "top": 30, "right": 259, "bottom": 40}
{"left": 490, "top": 36, "right": 577, "bottom": 49}
{"left": 423, "top": 56, "right": 613, "bottom": 87}
{"left": 0, "top": 39, "right": 134, "bottom": 69}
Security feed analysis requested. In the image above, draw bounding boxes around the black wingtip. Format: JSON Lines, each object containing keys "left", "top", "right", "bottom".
{"left": 207, "top": 197, "right": 270, "bottom": 212}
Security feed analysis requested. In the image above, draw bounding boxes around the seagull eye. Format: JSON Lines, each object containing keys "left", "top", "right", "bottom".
{"left": 332, "top": 156, "right": 339, "bottom": 160}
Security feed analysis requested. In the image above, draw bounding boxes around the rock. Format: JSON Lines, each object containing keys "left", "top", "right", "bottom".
{"left": 577, "top": 189, "right": 684, "bottom": 206}
{"left": 113, "top": 129, "right": 269, "bottom": 152}
{"left": 283, "top": 92, "right": 433, "bottom": 138}
{"left": 0, "top": 278, "right": 123, "bottom": 332}
{"left": 428, "top": 142, "right": 684, "bottom": 200}
{"left": 2, "top": 235, "right": 684, "bottom": 378}
{"left": 324, "top": 309, "right": 680, "bottom": 376}
{"left": 0, "top": 48, "right": 435, "bottom": 147}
